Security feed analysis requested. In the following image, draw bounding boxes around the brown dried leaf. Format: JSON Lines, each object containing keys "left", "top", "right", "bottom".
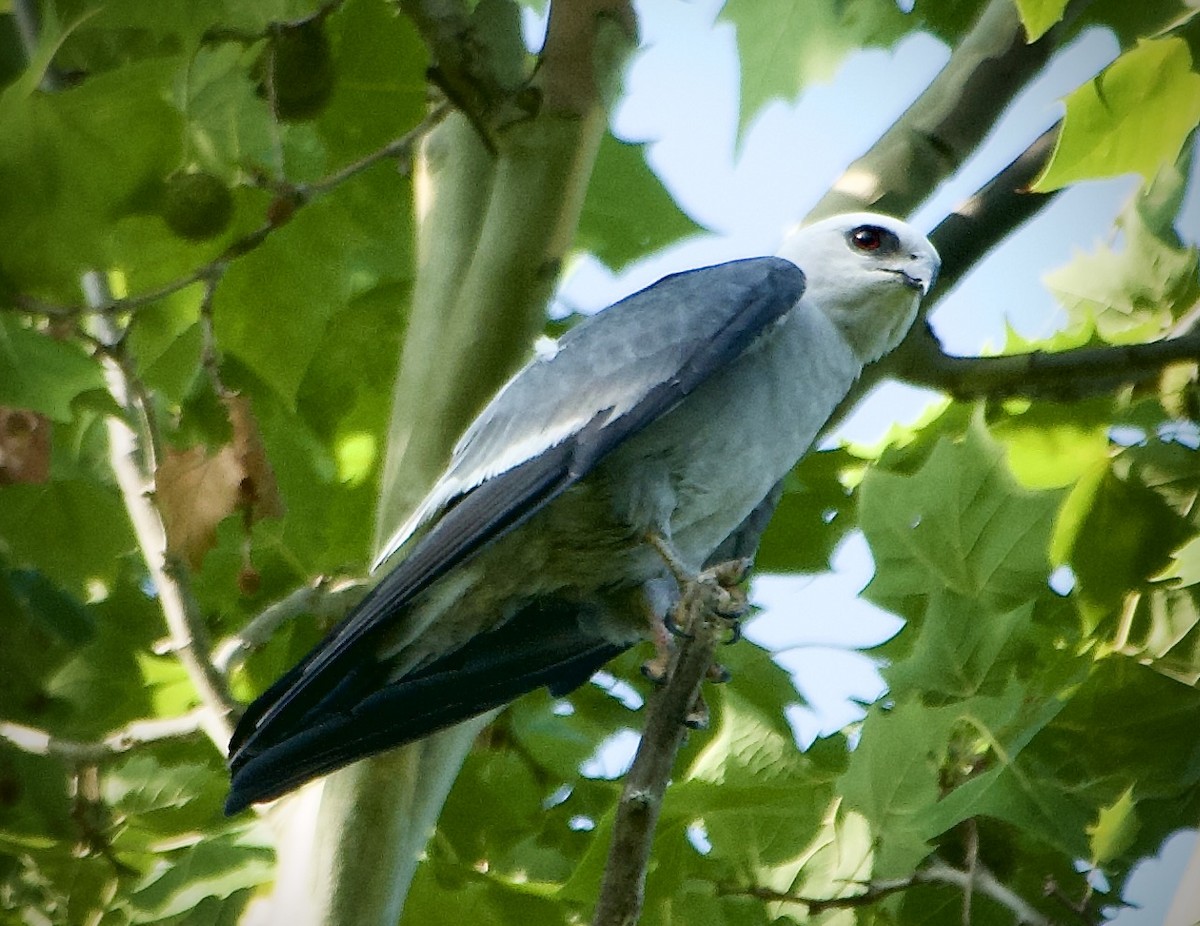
{"left": 156, "top": 444, "right": 244, "bottom": 568}
{"left": 0, "top": 407, "right": 51, "bottom": 485}
{"left": 155, "top": 395, "right": 284, "bottom": 568}
{"left": 225, "top": 394, "right": 285, "bottom": 521}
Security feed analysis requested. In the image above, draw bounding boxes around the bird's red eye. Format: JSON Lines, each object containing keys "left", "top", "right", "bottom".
{"left": 852, "top": 227, "right": 881, "bottom": 249}
{"left": 848, "top": 225, "right": 899, "bottom": 254}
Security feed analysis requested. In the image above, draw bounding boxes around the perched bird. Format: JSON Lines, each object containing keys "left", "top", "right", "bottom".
{"left": 225, "top": 212, "right": 939, "bottom": 814}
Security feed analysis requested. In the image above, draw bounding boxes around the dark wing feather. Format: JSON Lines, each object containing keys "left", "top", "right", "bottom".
{"left": 226, "top": 599, "right": 628, "bottom": 812}
{"left": 226, "top": 257, "right": 805, "bottom": 806}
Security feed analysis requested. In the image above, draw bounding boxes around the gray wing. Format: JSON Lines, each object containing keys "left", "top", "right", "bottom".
{"left": 227, "top": 257, "right": 806, "bottom": 797}
{"left": 375, "top": 256, "right": 806, "bottom": 567}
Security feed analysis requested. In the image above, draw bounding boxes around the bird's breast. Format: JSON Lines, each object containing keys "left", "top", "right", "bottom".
{"left": 600, "top": 302, "right": 861, "bottom": 569}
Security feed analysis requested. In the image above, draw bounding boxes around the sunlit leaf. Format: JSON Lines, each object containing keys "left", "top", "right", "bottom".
{"left": 1033, "top": 38, "right": 1200, "bottom": 190}
{"left": 1014, "top": 0, "right": 1071, "bottom": 41}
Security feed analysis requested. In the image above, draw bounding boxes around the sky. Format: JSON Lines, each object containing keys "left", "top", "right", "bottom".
{"left": 527, "top": 0, "right": 1200, "bottom": 920}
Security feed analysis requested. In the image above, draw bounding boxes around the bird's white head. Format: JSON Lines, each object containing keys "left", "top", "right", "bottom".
{"left": 776, "top": 212, "right": 940, "bottom": 363}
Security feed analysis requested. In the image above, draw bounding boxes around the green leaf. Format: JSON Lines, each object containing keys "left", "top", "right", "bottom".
{"left": 672, "top": 687, "right": 843, "bottom": 869}
{"left": 1033, "top": 38, "right": 1200, "bottom": 190}
{"left": 922, "top": 759, "right": 1095, "bottom": 860}
{"left": 1051, "top": 463, "right": 1195, "bottom": 619}
{"left": 576, "top": 134, "right": 703, "bottom": 271}
{"left": 839, "top": 699, "right": 954, "bottom": 875}
{"left": 0, "top": 318, "right": 104, "bottom": 421}
{"left": 1163, "top": 536, "right": 1200, "bottom": 588}
{"left": 1013, "top": 0, "right": 1071, "bottom": 41}
{"left": 1089, "top": 786, "right": 1138, "bottom": 866}
{"left": 987, "top": 397, "right": 1112, "bottom": 490}
{"left": 6, "top": 568, "right": 95, "bottom": 646}
{"left": 1042, "top": 181, "right": 1200, "bottom": 341}
{"left": 0, "top": 480, "right": 134, "bottom": 589}
{"left": 0, "top": 59, "right": 184, "bottom": 295}
{"left": 129, "top": 830, "right": 273, "bottom": 921}
{"left": 859, "top": 418, "right": 1059, "bottom": 621}
{"left": 910, "top": 0, "right": 992, "bottom": 45}
{"left": 1119, "top": 585, "right": 1200, "bottom": 685}
{"left": 754, "top": 448, "right": 858, "bottom": 573}
{"left": 883, "top": 591, "right": 1034, "bottom": 701}
{"left": 721, "top": 0, "right": 914, "bottom": 136}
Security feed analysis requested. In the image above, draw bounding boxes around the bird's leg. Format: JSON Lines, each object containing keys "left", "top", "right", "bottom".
{"left": 641, "top": 533, "right": 752, "bottom": 726}
{"left": 640, "top": 610, "right": 674, "bottom": 684}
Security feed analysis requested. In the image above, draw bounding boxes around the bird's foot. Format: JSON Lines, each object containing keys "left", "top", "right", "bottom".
{"left": 640, "top": 613, "right": 673, "bottom": 683}
{"left": 640, "top": 534, "right": 752, "bottom": 685}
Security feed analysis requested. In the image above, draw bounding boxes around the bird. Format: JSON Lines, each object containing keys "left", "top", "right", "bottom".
{"left": 225, "top": 211, "right": 940, "bottom": 814}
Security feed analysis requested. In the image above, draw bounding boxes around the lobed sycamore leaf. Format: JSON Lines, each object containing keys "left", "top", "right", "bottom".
{"left": 859, "top": 418, "right": 1059, "bottom": 622}
{"left": 721, "top": 0, "right": 913, "bottom": 137}
{"left": 1033, "top": 37, "right": 1200, "bottom": 191}
{"left": 576, "top": 134, "right": 704, "bottom": 272}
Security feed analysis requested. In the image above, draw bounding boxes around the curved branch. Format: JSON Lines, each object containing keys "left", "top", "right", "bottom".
{"left": 897, "top": 322, "right": 1200, "bottom": 401}
{"left": 924, "top": 124, "right": 1061, "bottom": 305}
{"left": 84, "top": 273, "right": 239, "bottom": 752}
{"left": 720, "top": 858, "right": 1053, "bottom": 925}
{"left": 807, "top": 0, "right": 1085, "bottom": 222}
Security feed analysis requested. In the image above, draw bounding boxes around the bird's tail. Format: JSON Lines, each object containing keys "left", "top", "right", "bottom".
{"left": 226, "top": 599, "right": 629, "bottom": 814}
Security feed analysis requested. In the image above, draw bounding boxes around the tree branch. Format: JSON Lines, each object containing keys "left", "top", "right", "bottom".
{"left": 924, "top": 124, "right": 1061, "bottom": 306}
{"left": 83, "top": 273, "right": 239, "bottom": 752}
{"left": 8, "top": 108, "right": 448, "bottom": 321}
{"left": 592, "top": 588, "right": 731, "bottom": 926}
{"left": 720, "top": 858, "right": 1054, "bottom": 925}
{"left": 0, "top": 712, "right": 207, "bottom": 763}
{"left": 212, "top": 576, "right": 366, "bottom": 675}
{"left": 396, "top": 0, "right": 513, "bottom": 146}
{"left": 807, "top": 0, "right": 1087, "bottom": 221}
{"left": 895, "top": 323, "right": 1200, "bottom": 401}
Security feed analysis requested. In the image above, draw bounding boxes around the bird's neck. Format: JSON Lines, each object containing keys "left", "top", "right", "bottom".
{"left": 810, "top": 284, "right": 920, "bottom": 364}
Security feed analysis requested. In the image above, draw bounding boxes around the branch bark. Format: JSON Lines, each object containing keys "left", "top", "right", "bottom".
{"left": 592, "top": 596, "right": 727, "bottom": 926}
{"left": 83, "top": 273, "right": 238, "bottom": 753}
{"left": 807, "top": 0, "right": 1086, "bottom": 221}
{"left": 0, "top": 712, "right": 207, "bottom": 763}
{"left": 895, "top": 322, "right": 1200, "bottom": 401}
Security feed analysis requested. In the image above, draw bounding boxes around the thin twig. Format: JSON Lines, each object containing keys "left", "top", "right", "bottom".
{"left": 963, "top": 818, "right": 980, "bottom": 926}
{"left": 197, "top": 269, "right": 232, "bottom": 398}
{"left": 926, "top": 860, "right": 1055, "bottom": 926}
{"left": 300, "top": 101, "right": 449, "bottom": 197}
{"left": 0, "top": 712, "right": 208, "bottom": 763}
{"left": 721, "top": 878, "right": 914, "bottom": 911}
{"left": 84, "top": 272, "right": 240, "bottom": 751}
{"left": 8, "top": 108, "right": 448, "bottom": 321}
{"left": 721, "top": 858, "right": 1055, "bottom": 925}
{"left": 1043, "top": 876, "right": 1102, "bottom": 925}
{"left": 212, "top": 576, "right": 367, "bottom": 675}
{"left": 592, "top": 582, "right": 732, "bottom": 926}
